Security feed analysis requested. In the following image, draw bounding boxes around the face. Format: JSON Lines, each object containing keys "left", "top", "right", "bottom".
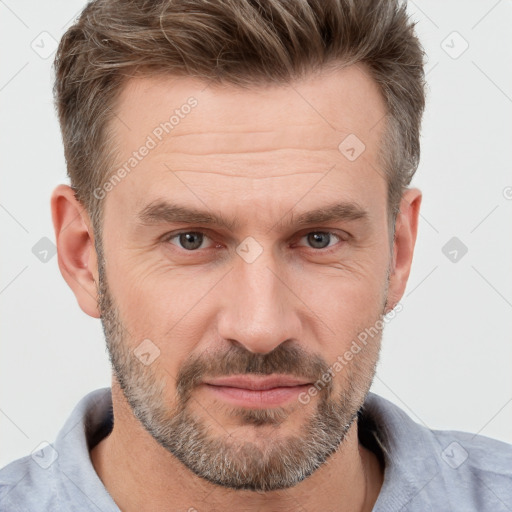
{"left": 97, "top": 64, "right": 392, "bottom": 491}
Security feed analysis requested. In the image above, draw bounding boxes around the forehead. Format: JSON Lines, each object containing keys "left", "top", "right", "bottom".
{"left": 112, "top": 64, "right": 386, "bottom": 157}
{"left": 104, "top": 64, "right": 388, "bottom": 222}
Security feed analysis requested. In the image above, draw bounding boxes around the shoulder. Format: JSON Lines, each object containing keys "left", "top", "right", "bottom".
{"left": 424, "top": 428, "right": 512, "bottom": 511}
{"left": 433, "top": 426, "right": 512, "bottom": 470}
{"left": 432, "top": 427, "right": 512, "bottom": 496}
{"left": 0, "top": 388, "right": 115, "bottom": 512}
{"left": 362, "top": 393, "right": 512, "bottom": 511}
{"left": 0, "top": 446, "right": 62, "bottom": 511}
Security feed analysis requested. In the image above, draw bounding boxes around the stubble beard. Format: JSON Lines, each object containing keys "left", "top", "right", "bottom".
{"left": 96, "top": 252, "right": 384, "bottom": 491}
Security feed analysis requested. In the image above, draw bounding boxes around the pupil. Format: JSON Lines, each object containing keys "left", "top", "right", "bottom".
{"left": 180, "top": 232, "right": 203, "bottom": 250}
{"left": 308, "top": 232, "right": 330, "bottom": 249}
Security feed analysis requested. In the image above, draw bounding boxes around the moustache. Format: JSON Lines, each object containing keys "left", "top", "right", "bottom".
{"left": 175, "top": 343, "right": 331, "bottom": 401}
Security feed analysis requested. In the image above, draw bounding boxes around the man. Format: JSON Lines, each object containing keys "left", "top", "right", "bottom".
{"left": 1, "top": 0, "right": 510, "bottom": 510}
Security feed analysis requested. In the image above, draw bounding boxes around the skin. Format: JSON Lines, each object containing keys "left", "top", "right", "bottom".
{"left": 51, "top": 63, "right": 421, "bottom": 511}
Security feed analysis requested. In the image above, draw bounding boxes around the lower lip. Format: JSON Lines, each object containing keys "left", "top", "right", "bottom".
{"left": 202, "top": 383, "right": 312, "bottom": 408}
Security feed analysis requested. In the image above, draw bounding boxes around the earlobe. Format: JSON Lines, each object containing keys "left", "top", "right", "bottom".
{"left": 51, "top": 184, "right": 101, "bottom": 318}
{"left": 386, "top": 188, "right": 422, "bottom": 313}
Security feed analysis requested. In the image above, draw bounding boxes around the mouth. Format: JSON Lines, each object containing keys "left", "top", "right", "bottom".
{"left": 201, "top": 375, "right": 313, "bottom": 408}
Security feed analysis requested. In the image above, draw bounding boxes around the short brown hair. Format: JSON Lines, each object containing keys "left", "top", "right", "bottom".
{"left": 54, "top": 0, "right": 426, "bottom": 236}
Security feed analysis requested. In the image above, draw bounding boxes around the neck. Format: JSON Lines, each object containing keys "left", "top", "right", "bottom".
{"left": 90, "top": 383, "right": 383, "bottom": 512}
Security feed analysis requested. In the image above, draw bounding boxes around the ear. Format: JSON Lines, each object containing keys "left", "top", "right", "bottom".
{"left": 386, "top": 188, "right": 422, "bottom": 313}
{"left": 51, "top": 184, "right": 100, "bottom": 318}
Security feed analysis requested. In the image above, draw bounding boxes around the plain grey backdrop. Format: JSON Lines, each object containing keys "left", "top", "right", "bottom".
{"left": 1, "top": 0, "right": 511, "bottom": 467}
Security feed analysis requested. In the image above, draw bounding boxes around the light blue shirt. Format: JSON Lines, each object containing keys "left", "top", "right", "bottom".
{"left": 1, "top": 388, "right": 511, "bottom": 511}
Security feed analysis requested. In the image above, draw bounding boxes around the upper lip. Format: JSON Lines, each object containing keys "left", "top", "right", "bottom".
{"left": 202, "top": 375, "right": 312, "bottom": 391}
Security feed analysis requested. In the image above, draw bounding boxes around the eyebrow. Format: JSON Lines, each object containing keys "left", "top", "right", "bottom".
{"left": 137, "top": 200, "right": 369, "bottom": 231}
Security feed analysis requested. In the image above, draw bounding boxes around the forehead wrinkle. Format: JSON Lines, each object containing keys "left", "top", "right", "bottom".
{"left": 168, "top": 169, "right": 326, "bottom": 180}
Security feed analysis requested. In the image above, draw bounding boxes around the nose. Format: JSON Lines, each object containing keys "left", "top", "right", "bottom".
{"left": 216, "top": 252, "right": 301, "bottom": 355}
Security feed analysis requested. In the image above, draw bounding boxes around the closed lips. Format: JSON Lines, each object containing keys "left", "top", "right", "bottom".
{"left": 202, "top": 375, "right": 312, "bottom": 390}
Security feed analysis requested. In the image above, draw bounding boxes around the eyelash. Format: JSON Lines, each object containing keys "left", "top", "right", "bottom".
{"left": 163, "top": 230, "right": 346, "bottom": 253}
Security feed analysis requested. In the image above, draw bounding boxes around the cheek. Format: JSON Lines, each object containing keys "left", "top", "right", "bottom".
{"left": 294, "top": 259, "right": 388, "bottom": 370}
{"left": 104, "top": 252, "right": 222, "bottom": 362}
{"left": 314, "top": 281, "right": 385, "bottom": 395}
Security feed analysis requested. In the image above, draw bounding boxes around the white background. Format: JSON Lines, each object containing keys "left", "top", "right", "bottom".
{"left": 1, "top": 0, "right": 511, "bottom": 468}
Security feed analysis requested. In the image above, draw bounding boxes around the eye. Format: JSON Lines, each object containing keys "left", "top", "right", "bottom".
{"left": 166, "top": 231, "right": 212, "bottom": 251}
{"left": 298, "top": 231, "right": 341, "bottom": 250}
{"left": 164, "top": 230, "right": 344, "bottom": 253}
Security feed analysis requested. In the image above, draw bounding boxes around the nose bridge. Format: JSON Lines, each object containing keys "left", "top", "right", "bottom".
{"left": 216, "top": 248, "right": 299, "bottom": 354}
